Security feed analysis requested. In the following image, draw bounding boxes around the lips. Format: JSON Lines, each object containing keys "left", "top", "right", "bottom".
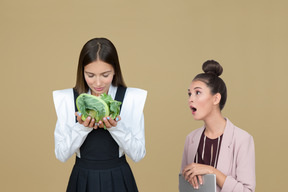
{"left": 95, "top": 87, "right": 104, "bottom": 92}
{"left": 190, "top": 106, "right": 197, "bottom": 113}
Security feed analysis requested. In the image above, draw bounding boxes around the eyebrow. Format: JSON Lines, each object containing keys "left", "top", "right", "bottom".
{"left": 188, "top": 87, "right": 202, "bottom": 91}
{"left": 101, "top": 70, "right": 113, "bottom": 74}
{"left": 85, "top": 70, "right": 113, "bottom": 75}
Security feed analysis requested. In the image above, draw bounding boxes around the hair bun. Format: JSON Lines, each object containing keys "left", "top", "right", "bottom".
{"left": 202, "top": 60, "right": 223, "bottom": 76}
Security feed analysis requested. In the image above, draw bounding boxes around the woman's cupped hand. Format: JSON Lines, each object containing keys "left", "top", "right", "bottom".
{"left": 75, "top": 112, "right": 121, "bottom": 129}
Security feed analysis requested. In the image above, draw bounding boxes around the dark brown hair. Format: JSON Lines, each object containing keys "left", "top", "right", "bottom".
{"left": 193, "top": 60, "right": 227, "bottom": 110}
{"left": 74, "top": 38, "right": 126, "bottom": 94}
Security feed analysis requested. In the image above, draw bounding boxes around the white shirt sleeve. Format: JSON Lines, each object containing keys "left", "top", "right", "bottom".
{"left": 53, "top": 89, "right": 93, "bottom": 162}
{"left": 108, "top": 87, "right": 147, "bottom": 162}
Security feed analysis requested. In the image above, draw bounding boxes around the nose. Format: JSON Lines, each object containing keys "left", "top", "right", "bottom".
{"left": 95, "top": 76, "right": 101, "bottom": 86}
{"left": 188, "top": 94, "right": 193, "bottom": 103}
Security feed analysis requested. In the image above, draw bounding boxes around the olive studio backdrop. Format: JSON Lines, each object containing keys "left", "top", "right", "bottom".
{"left": 1, "top": 0, "right": 287, "bottom": 191}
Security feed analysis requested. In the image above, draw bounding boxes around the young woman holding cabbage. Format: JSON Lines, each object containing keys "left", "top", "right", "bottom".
{"left": 180, "top": 60, "right": 256, "bottom": 192}
{"left": 53, "top": 38, "right": 147, "bottom": 192}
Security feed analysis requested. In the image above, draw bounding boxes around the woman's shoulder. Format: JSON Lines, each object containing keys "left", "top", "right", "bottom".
{"left": 118, "top": 87, "right": 147, "bottom": 116}
{"left": 234, "top": 126, "right": 254, "bottom": 143}
{"left": 186, "top": 126, "right": 204, "bottom": 140}
{"left": 226, "top": 118, "right": 254, "bottom": 142}
{"left": 52, "top": 88, "right": 74, "bottom": 106}
{"left": 53, "top": 88, "right": 77, "bottom": 124}
{"left": 53, "top": 88, "right": 73, "bottom": 97}
{"left": 125, "top": 87, "right": 148, "bottom": 102}
{"left": 110, "top": 85, "right": 147, "bottom": 99}
{"left": 126, "top": 87, "right": 147, "bottom": 96}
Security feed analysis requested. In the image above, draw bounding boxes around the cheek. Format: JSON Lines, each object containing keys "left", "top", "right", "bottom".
{"left": 84, "top": 77, "right": 93, "bottom": 85}
{"left": 198, "top": 97, "right": 212, "bottom": 108}
{"left": 104, "top": 76, "right": 114, "bottom": 84}
{"left": 203, "top": 99, "right": 214, "bottom": 111}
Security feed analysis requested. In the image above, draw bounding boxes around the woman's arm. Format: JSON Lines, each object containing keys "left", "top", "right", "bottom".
{"left": 53, "top": 89, "right": 93, "bottom": 162}
{"left": 107, "top": 88, "right": 147, "bottom": 162}
{"left": 182, "top": 163, "right": 227, "bottom": 189}
{"left": 108, "top": 114, "right": 146, "bottom": 162}
{"left": 221, "top": 135, "right": 256, "bottom": 192}
{"left": 54, "top": 120, "right": 92, "bottom": 162}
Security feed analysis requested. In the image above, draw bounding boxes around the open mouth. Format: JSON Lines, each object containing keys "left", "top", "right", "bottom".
{"left": 191, "top": 106, "right": 197, "bottom": 112}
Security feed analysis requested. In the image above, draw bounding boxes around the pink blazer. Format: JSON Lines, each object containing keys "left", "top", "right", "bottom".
{"left": 181, "top": 118, "right": 256, "bottom": 192}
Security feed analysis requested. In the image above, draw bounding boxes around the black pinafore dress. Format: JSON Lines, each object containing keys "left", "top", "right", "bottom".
{"left": 67, "top": 87, "right": 138, "bottom": 192}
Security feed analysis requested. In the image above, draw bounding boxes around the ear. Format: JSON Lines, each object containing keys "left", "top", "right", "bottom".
{"left": 213, "top": 93, "right": 221, "bottom": 106}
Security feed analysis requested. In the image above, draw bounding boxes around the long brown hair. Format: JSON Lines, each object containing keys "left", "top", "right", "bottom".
{"left": 74, "top": 38, "right": 126, "bottom": 94}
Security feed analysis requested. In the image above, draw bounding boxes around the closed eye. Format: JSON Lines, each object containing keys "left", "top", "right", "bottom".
{"left": 86, "top": 72, "right": 94, "bottom": 78}
{"left": 102, "top": 73, "right": 110, "bottom": 78}
{"left": 102, "top": 70, "right": 114, "bottom": 78}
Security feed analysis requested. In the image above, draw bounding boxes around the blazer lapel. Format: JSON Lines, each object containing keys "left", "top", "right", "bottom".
{"left": 216, "top": 118, "right": 234, "bottom": 175}
{"left": 190, "top": 127, "right": 204, "bottom": 163}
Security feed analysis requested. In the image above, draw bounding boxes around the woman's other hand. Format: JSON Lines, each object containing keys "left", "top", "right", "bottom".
{"left": 75, "top": 112, "right": 98, "bottom": 129}
{"left": 98, "top": 115, "right": 121, "bottom": 129}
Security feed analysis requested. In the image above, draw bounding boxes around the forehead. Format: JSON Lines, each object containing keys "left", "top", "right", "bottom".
{"left": 189, "top": 80, "right": 209, "bottom": 90}
{"left": 84, "top": 60, "right": 114, "bottom": 73}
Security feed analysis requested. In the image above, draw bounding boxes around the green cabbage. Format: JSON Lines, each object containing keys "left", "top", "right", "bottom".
{"left": 76, "top": 93, "right": 122, "bottom": 128}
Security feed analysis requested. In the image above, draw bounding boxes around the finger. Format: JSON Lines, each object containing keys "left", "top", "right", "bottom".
{"left": 83, "top": 116, "right": 92, "bottom": 127}
{"left": 189, "top": 176, "right": 195, "bottom": 188}
{"left": 115, "top": 116, "right": 121, "bottom": 122}
{"left": 75, "top": 112, "right": 83, "bottom": 123}
{"left": 93, "top": 122, "right": 98, "bottom": 129}
{"left": 183, "top": 169, "right": 191, "bottom": 181}
{"left": 183, "top": 166, "right": 193, "bottom": 180}
{"left": 183, "top": 167, "right": 189, "bottom": 175}
{"left": 98, "top": 121, "right": 104, "bottom": 128}
{"left": 198, "top": 175, "right": 203, "bottom": 185}
{"left": 183, "top": 163, "right": 195, "bottom": 173}
{"left": 102, "top": 117, "right": 112, "bottom": 128}
{"left": 107, "top": 116, "right": 118, "bottom": 127}
{"left": 88, "top": 118, "right": 95, "bottom": 128}
{"left": 192, "top": 176, "right": 199, "bottom": 189}
{"left": 183, "top": 164, "right": 194, "bottom": 179}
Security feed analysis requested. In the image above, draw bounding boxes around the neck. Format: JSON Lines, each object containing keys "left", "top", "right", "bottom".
{"left": 203, "top": 113, "right": 226, "bottom": 139}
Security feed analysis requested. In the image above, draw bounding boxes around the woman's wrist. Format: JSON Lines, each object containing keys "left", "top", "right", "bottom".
{"left": 208, "top": 165, "right": 215, "bottom": 174}
{"left": 210, "top": 166, "right": 227, "bottom": 188}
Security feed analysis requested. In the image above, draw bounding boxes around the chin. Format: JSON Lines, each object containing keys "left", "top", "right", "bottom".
{"left": 192, "top": 116, "right": 203, "bottom": 121}
{"left": 92, "top": 91, "right": 102, "bottom": 96}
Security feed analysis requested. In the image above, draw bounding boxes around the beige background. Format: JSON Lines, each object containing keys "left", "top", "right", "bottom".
{"left": 1, "top": 0, "right": 287, "bottom": 191}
